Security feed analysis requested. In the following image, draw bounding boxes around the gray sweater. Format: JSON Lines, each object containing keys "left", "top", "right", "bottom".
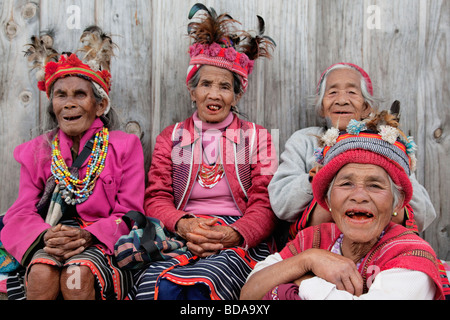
{"left": 268, "top": 126, "right": 436, "bottom": 232}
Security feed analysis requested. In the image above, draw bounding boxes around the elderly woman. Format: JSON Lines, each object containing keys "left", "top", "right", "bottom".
{"left": 129, "top": 6, "right": 277, "bottom": 300}
{"left": 268, "top": 62, "right": 436, "bottom": 235}
{"left": 241, "top": 113, "right": 449, "bottom": 300}
{"left": 1, "top": 27, "right": 145, "bottom": 300}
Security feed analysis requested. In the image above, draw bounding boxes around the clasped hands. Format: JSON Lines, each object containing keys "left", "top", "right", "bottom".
{"left": 43, "top": 224, "right": 94, "bottom": 262}
{"left": 176, "top": 217, "right": 243, "bottom": 258}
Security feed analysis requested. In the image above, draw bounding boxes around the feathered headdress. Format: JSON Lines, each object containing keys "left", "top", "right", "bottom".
{"left": 186, "top": 3, "right": 276, "bottom": 93}
{"left": 24, "top": 32, "right": 59, "bottom": 83}
{"left": 24, "top": 26, "right": 116, "bottom": 100}
{"left": 77, "top": 25, "right": 117, "bottom": 72}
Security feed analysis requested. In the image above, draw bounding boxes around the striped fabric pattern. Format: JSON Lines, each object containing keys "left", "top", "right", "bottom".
{"left": 128, "top": 216, "right": 271, "bottom": 300}
{"left": 6, "top": 247, "right": 133, "bottom": 300}
{"left": 323, "top": 134, "right": 411, "bottom": 175}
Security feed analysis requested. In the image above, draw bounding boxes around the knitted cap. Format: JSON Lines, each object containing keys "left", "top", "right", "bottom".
{"left": 312, "top": 116, "right": 417, "bottom": 210}
{"left": 317, "top": 62, "right": 373, "bottom": 96}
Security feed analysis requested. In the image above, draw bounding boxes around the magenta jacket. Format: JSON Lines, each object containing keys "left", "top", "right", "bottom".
{"left": 145, "top": 114, "right": 278, "bottom": 249}
{"left": 1, "top": 118, "right": 145, "bottom": 264}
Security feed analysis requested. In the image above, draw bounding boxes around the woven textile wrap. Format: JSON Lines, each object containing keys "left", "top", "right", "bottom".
{"left": 114, "top": 211, "right": 187, "bottom": 270}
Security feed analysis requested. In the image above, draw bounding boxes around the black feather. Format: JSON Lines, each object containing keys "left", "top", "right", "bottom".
{"left": 188, "top": 3, "right": 210, "bottom": 19}
{"left": 390, "top": 100, "right": 400, "bottom": 115}
{"left": 257, "top": 15, "right": 265, "bottom": 35}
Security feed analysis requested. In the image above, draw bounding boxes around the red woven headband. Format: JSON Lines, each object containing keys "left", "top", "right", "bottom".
{"left": 38, "top": 54, "right": 111, "bottom": 97}
{"left": 186, "top": 43, "right": 254, "bottom": 93}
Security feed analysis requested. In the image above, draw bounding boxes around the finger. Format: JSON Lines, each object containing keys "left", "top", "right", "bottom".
{"left": 190, "top": 226, "right": 225, "bottom": 241}
{"left": 46, "top": 238, "right": 86, "bottom": 250}
{"left": 341, "top": 276, "right": 356, "bottom": 295}
{"left": 350, "top": 272, "right": 364, "bottom": 297}
{"left": 187, "top": 241, "right": 222, "bottom": 257}
{"left": 44, "top": 246, "right": 66, "bottom": 259}
{"left": 199, "top": 218, "right": 219, "bottom": 228}
{"left": 63, "top": 246, "right": 86, "bottom": 260}
{"left": 187, "top": 230, "right": 225, "bottom": 244}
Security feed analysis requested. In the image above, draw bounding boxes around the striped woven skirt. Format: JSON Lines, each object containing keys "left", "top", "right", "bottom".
{"left": 7, "top": 247, "right": 133, "bottom": 300}
{"left": 128, "top": 216, "right": 272, "bottom": 300}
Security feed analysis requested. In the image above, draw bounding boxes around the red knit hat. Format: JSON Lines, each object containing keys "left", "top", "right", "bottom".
{"left": 312, "top": 114, "right": 417, "bottom": 211}
{"left": 313, "top": 149, "right": 413, "bottom": 210}
{"left": 38, "top": 53, "right": 111, "bottom": 98}
{"left": 317, "top": 62, "right": 373, "bottom": 96}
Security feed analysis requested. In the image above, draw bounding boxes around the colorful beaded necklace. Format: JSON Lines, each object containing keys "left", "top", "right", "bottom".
{"left": 198, "top": 162, "right": 225, "bottom": 188}
{"left": 51, "top": 127, "right": 109, "bottom": 205}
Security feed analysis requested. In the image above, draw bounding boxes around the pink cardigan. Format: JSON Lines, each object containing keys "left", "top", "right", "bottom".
{"left": 1, "top": 118, "right": 145, "bottom": 264}
{"left": 144, "top": 114, "right": 278, "bottom": 249}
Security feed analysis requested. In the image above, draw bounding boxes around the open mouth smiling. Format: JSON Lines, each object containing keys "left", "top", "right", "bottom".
{"left": 63, "top": 115, "right": 82, "bottom": 121}
{"left": 345, "top": 210, "right": 374, "bottom": 221}
{"left": 207, "top": 105, "right": 222, "bottom": 111}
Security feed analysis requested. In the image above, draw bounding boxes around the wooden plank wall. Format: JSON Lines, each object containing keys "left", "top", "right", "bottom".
{"left": 0, "top": 0, "right": 448, "bottom": 259}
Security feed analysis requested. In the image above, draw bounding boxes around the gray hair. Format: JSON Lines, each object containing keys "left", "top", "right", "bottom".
{"left": 326, "top": 174, "right": 404, "bottom": 212}
{"left": 314, "top": 64, "right": 382, "bottom": 123}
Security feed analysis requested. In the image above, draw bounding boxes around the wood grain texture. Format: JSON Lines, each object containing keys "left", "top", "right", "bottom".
{"left": 0, "top": 0, "right": 448, "bottom": 258}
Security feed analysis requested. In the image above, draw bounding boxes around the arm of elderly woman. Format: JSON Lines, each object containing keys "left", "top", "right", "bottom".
{"left": 43, "top": 224, "right": 96, "bottom": 262}
{"left": 176, "top": 217, "right": 242, "bottom": 257}
{"left": 241, "top": 248, "right": 363, "bottom": 300}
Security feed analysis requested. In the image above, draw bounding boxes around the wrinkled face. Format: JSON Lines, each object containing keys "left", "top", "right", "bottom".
{"left": 326, "top": 163, "right": 404, "bottom": 244}
{"left": 52, "top": 76, "right": 106, "bottom": 139}
{"left": 322, "top": 68, "right": 371, "bottom": 130}
{"left": 190, "top": 65, "right": 242, "bottom": 123}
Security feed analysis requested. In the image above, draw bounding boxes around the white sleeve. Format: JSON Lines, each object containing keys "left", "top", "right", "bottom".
{"left": 268, "top": 128, "right": 323, "bottom": 222}
{"left": 298, "top": 268, "right": 437, "bottom": 300}
{"left": 408, "top": 173, "right": 437, "bottom": 232}
{"left": 246, "top": 253, "right": 283, "bottom": 281}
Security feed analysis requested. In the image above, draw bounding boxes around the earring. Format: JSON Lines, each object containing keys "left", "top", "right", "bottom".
{"left": 329, "top": 208, "right": 332, "bottom": 212}
{"left": 191, "top": 101, "right": 197, "bottom": 109}
{"left": 392, "top": 212, "right": 398, "bottom": 217}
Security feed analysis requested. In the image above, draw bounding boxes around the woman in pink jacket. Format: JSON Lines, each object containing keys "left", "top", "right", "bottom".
{"left": 129, "top": 6, "right": 277, "bottom": 300}
{"left": 1, "top": 27, "right": 145, "bottom": 300}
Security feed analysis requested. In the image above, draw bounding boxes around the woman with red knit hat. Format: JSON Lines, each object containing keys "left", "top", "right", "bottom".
{"left": 241, "top": 112, "right": 450, "bottom": 300}
{"left": 1, "top": 26, "right": 145, "bottom": 300}
{"left": 268, "top": 62, "right": 436, "bottom": 238}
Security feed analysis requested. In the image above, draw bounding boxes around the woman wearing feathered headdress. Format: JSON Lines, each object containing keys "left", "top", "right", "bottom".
{"left": 130, "top": 4, "right": 277, "bottom": 300}
{"left": 1, "top": 26, "right": 145, "bottom": 300}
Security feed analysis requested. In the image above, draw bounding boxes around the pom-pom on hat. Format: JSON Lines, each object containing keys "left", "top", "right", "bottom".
{"left": 312, "top": 111, "right": 417, "bottom": 210}
{"left": 186, "top": 3, "right": 276, "bottom": 93}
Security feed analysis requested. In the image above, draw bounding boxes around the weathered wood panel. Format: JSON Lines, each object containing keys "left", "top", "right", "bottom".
{"left": 0, "top": 0, "right": 448, "bottom": 258}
